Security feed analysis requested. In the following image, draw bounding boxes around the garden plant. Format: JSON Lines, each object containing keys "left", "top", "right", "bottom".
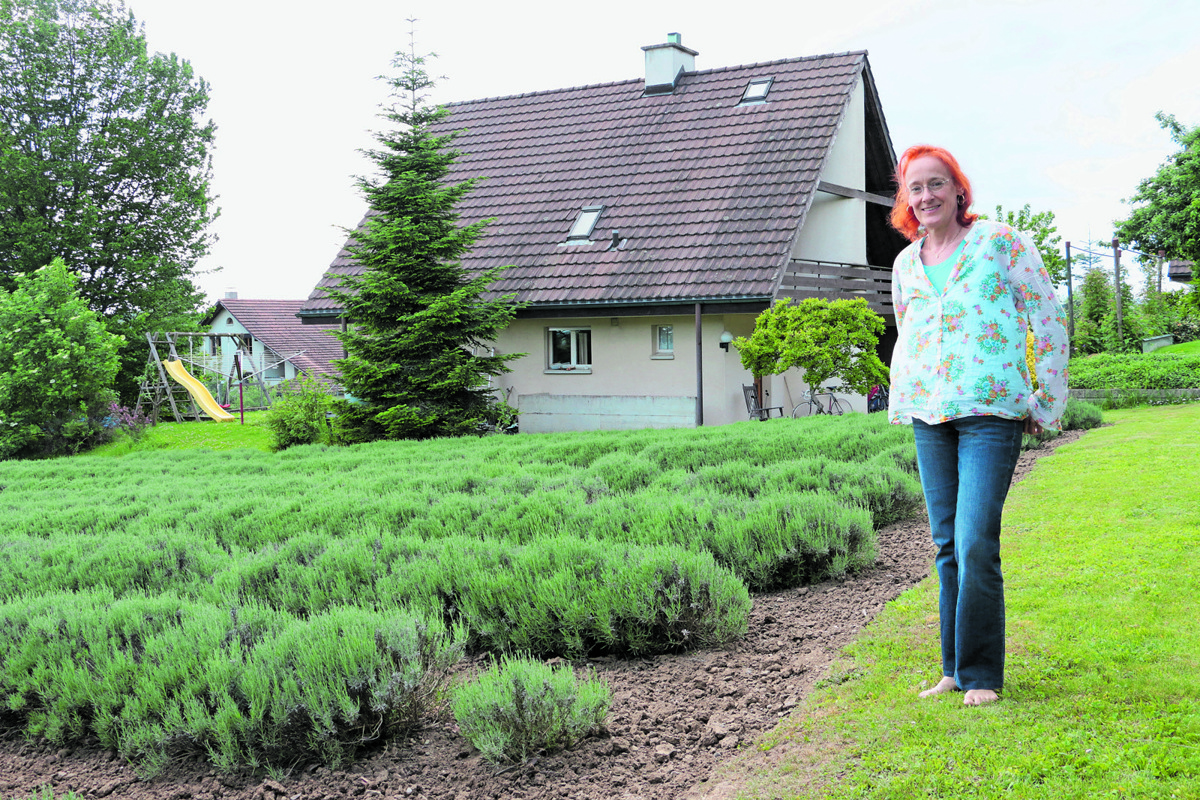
{"left": 452, "top": 655, "right": 610, "bottom": 765}
{"left": 0, "top": 413, "right": 917, "bottom": 773}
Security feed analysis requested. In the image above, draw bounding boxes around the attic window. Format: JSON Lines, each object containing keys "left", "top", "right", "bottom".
{"left": 566, "top": 206, "right": 605, "bottom": 243}
{"left": 740, "top": 77, "right": 774, "bottom": 105}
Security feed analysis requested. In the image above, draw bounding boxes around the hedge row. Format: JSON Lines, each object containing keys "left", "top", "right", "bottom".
{"left": 1068, "top": 352, "right": 1200, "bottom": 390}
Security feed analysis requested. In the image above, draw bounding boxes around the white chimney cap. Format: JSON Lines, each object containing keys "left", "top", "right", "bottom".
{"left": 642, "top": 33, "right": 698, "bottom": 96}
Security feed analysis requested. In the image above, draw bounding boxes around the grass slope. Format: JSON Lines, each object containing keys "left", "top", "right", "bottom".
{"left": 1156, "top": 339, "right": 1200, "bottom": 356}
{"left": 726, "top": 404, "right": 1199, "bottom": 799}
{"left": 88, "top": 412, "right": 274, "bottom": 456}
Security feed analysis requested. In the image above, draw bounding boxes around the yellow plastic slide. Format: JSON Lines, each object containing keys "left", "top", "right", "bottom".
{"left": 162, "top": 360, "right": 235, "bottom": 422}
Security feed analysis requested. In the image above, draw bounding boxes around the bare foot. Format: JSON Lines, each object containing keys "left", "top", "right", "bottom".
{"left": 918, "top": 676, "right": 958, "bottom": 698}
{"left": 963, "top": 689, "right": 999, "bottom": 706}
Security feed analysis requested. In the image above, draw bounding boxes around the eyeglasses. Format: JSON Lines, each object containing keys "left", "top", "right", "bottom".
{"left": 908, "top": 178, "right": 950, "bottom": 197}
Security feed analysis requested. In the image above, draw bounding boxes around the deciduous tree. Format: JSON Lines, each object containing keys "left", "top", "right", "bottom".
{"left": 329, "top": 38, "right": 521, "bottom": 441}
{"left": 1115, "top": 112, "right": 1200, "bottom": 265}
{"left": 0, "top": 0, "right": 217, "bottom": 398}
{"left": 990, "top": 204, "right": 1066, "bottom": 286}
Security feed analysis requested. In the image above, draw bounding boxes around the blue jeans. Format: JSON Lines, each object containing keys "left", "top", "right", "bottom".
{"left": 912, "top": 416, "right": 1025, "bottom": 691}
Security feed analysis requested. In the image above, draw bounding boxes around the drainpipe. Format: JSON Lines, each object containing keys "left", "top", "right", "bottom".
{"left": 695, "top": 303, "right": 704, "bottom": 426}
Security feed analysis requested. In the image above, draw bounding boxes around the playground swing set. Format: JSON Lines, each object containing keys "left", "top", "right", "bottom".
{"left": 134, "top": 332, "right": 300, "bottom": 424}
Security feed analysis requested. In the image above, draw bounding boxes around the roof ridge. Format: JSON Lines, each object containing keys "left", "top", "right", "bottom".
{"left": 221, "top": 298, "right": 307, "bottom": 305}
{"left": 443, "top": 50, "right": 868, "bottom": 108}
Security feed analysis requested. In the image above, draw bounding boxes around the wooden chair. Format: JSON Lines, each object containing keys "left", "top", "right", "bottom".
{"left": 743, "top": 384, "right": 784, "bottom": 421}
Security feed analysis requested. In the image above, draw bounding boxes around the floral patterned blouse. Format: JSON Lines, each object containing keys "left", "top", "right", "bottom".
{"left": 888, "top": 220, "right": 1070, "bottom": 430}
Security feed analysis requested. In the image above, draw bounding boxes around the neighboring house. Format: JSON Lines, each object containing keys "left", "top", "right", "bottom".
{"left": 1168, "top": 260, "right": 1194, "bottom": 284}
{"left": 299, "top": 35, "right": 906, "bottom": 432}
{"left": 203, "top": 297, "right": 342, "bottom": 386}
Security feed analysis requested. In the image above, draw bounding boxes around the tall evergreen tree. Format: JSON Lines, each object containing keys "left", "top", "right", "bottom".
{"left": 329, "top": 34, "right": 521, "bottom": 441}
{"left": 1072, "top": 266, "right": 1113, "bottom": 355}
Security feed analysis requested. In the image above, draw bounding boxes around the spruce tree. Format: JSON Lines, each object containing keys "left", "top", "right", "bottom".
{"left": 1073, "top": 266, "right": 1113, "bottom": 355}
{"left": 329, "top": 35, "right": 521, "bottom": 442}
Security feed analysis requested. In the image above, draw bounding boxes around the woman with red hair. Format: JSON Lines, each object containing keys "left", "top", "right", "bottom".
{"left": 887, "top": 145, "right": 1069, "bottom": 705}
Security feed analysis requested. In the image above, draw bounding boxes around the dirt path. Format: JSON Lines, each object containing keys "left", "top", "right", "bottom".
{"left": 0, "top": 431, "right": 1082, "bottom": 800}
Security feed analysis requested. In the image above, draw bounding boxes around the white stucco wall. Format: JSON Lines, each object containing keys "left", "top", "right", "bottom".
{"left": 491, "top": 313, "right": 761, "bottom": 433}
{"left": 790, "top": 76, "right": 867, "bottom": 266}
{"left": 774, "top": 72, "right": 873, "bottom": 414}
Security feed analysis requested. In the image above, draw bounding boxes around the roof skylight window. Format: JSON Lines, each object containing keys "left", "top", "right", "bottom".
{"left": 566, "top": 205, "right": 605, "bottom": 243}
{"left": 740, "top": 77, "right": 774, "bottom": 105}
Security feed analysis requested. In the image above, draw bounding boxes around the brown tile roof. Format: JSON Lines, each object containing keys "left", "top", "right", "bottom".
{"left": 302, "top": 50, "right": 879, "bottom": 316}
{"left": 210, "top": 299, "right": 342, "bottom": 377}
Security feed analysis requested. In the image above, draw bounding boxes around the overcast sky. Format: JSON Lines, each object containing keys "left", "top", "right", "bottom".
{"left": 129, "top": 0, "right": 1200, "bottom": 303}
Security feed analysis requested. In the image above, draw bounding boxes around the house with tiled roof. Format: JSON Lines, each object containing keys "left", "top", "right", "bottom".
{"left": 203, "top": 297, "right": 342, "bottom": 385}
{"left": 1168, "top": 260, "right": 1193, "bottom": 284}
{"left": 300, "top": 35, "right": 906, "bottom": 431}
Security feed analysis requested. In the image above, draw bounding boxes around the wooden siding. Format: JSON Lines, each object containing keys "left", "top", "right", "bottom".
{"left": 778, "top": 258, "right": 895, "bottom": 323}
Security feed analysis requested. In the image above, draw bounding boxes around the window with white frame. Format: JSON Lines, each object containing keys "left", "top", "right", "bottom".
{"left": 548, "top": 327, "right": 592, "bottom": 371}
{"left": 652, "top": 324, "right": 674, "bottom": 358}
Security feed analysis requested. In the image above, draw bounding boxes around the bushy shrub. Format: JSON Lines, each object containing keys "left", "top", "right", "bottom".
{"left": 0, "top": 260, "right": 123, "bottom": 459}
{"left": 394, "top": 536, "right": 752, "bottom": 657}
{"left": 0, "top": 592, "right": 465, "bottom": 775}
{"left": 1022, "top": 398, "right": 1105, "bottom": 449}
{"left": 1169, "top": 315, "right": 1200, "bottom": 344}
{"left": 103, "top": 402, "right": 153, "bottom": 441}
{"left": 265, "top": 374, "right": 333, "bottom": 450}
{"left": 1061, "top": 398, "right": 1103, "bottom": 431}
{"left": 453, "top": 654, "right": 609, "bottom": 764}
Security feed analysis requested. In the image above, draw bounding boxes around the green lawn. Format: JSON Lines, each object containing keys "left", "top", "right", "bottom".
{"left": 720, "top": 403, "right": 1200, "bottom": 798}
{"left": 1157, "top": 339, "right": 1200, "bottom": 355}
{"left": 88, "top": 411, "right": 274, "bottom": 455}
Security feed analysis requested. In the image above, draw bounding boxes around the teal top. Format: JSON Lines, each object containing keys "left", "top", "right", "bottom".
{"left": 922, "top": 237, "right": 966, "bottom": 293}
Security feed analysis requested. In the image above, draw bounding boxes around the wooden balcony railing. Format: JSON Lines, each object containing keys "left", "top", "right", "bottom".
{"left": 778, "top": 258, "right": 894, "bottom": 321}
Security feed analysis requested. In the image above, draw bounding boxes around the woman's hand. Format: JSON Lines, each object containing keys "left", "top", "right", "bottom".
{"left": 1023, "top": 416, "right": 1042, "bottom": 436}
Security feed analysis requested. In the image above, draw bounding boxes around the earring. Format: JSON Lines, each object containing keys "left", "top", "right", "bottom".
{"left": 957, "top": 195, "right": 965, "bottom": 206}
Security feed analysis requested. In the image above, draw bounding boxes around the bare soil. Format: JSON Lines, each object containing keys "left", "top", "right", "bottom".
{"left": 0, "top": 431, "right": 1081, "bottom": 800}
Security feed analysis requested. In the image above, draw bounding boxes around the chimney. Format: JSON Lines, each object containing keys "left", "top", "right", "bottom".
{"left": 642, "top": 32, "right": 698, "bottom": 96}
{"left": 224, "top": 290, "right": 238, "bottom": 300}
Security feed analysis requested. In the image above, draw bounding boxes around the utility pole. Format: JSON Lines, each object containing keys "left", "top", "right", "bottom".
{"left": 1112, "top": 238, "right": 1123, "bottom": 347}
{"left": 1065, "top": 241, "right": 1075, "bottom": 339}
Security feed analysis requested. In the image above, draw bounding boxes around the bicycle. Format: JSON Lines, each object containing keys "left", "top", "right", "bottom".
{"left": 791, "top": 387, "right": 849, "bottom": 418}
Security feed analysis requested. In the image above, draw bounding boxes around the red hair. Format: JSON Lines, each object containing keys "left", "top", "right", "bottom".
{"left": 889, "top": 145, "right": 979, "bottom": 242}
